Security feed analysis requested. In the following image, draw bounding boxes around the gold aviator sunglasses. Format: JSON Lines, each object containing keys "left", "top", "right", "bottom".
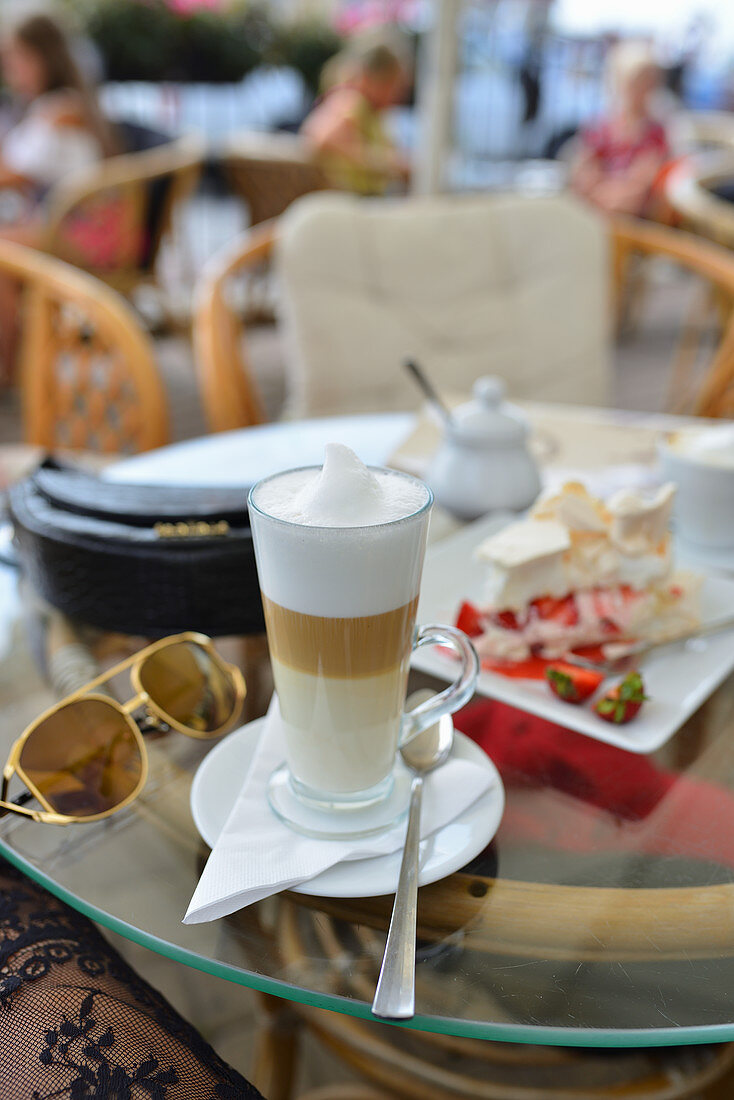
{"left": 0, "top": 632, "right": 246, "bottom": 826}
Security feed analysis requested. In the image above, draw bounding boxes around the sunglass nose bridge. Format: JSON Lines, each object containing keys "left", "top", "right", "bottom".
{"left": 137, "top": 707, "right": 171, "bottom": 735}
{"left": 121, "top": 693, "right": 147, "bottom": 715}
{"left": 121, "top": 694, "right": 170, "bottom": 733}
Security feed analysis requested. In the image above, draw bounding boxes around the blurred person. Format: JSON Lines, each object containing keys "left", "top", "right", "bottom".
{"left": 570, "top": 41, "right": 671, "bottom": 218}
{"left": 0, "top": 12, "right": 120, "bottom": 382}
{"left": 301, "top": 41, "right": 410, "bottom": 196}
{"left": 0, "top": 12, "right": 117, "bottom": 202}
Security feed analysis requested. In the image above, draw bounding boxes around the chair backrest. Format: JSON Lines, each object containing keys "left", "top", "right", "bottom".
{"left": 220, "top": 132, "right": 329, "bottom": 227}
{"left": 193, "top": 201, "right": 734, "bottom": 433}
{"left": 193, "top": 226, "right": 271, "bottom": 433}
{"left": 276, "top": 192, "right": 610, "bottom": 418}
{"left": 42, "top": 136, "right": 204, "bottom": 293}
{"left": 0, "top": 239, "right": 169, "bottom": 453}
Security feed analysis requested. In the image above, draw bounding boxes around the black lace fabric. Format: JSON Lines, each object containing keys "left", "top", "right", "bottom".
{"left": 0, "top": 859, "right": 263, "bottom": 1100}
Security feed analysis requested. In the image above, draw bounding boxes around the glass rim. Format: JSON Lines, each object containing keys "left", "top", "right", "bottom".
{"left": 247, "top": 463, "right": 433, "bottom": 533}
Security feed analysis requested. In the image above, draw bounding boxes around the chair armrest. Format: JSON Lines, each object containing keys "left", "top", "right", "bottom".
{"left": 193, "top": 222, "right": 277, "bottom": 433}
{"left": 610, "top": 214, "right": 734, "bottom": 300}
{"left": 41, "top": 136, "right": 206, "bottom": 254}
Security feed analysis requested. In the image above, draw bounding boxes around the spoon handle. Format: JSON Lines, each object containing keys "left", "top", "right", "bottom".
{"left": 371, "top": 774, "right": 423, "bottom": 1019}
{"left": 403, "top": 358, "right": 453, "bottom": 426}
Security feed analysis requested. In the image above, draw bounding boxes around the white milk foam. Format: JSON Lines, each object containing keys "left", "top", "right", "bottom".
{"left": 256, "top": 443, "right": 427, "bottom": 526}
{"left": 250, "top": 445, "right": 431, "bottom": 617}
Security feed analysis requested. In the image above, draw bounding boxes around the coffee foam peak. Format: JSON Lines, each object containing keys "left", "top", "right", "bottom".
{"left": 250, "top": 448, "right": 431, "bottom": 617}
{"left": 259, "top": 444, "right": 426, "bottom": 527}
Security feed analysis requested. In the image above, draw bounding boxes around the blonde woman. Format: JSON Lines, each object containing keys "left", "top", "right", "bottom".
{"left": 571, "top": 41, "right": 670, "bottom": 218}
{"left": 302, "top": 41, "right": 410, "bottom": 196}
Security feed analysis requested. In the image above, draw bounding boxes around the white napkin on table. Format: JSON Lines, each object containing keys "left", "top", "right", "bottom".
{"left": 183, "top": 697, "right": 495, "bottom": 924}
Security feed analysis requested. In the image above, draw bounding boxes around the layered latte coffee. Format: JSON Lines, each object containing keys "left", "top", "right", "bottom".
{"left": 249, "top": 445, "right": 431, "bottom": 799}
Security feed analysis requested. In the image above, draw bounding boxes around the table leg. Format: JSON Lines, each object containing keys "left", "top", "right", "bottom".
{"left": 252, "top": 992, "right": 301, "bottom": 1100}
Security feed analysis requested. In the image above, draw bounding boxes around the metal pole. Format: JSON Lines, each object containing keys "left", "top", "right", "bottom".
{"left": 413, "top": 0, "right": 461, "bottom": 195}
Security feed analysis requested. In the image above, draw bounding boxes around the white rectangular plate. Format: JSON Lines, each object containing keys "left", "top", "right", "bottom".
{"left": 414, "top": 514, "right": 734, "bottom": 754}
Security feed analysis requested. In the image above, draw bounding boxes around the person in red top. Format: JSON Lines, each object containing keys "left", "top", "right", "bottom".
{"left": 571, "top": 41, "right": 671, "bottom": 218}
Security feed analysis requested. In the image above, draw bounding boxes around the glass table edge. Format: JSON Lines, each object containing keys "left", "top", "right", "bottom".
{"left": 3, "top": 842, "right": 734, "bottom": 1049}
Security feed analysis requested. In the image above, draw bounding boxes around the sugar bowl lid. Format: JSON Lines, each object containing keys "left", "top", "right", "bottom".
{"left": 449, "top": 376, "right": 528, "bottom": 446}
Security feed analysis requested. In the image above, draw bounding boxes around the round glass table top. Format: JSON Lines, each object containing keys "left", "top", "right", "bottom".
{"left": 3, "top": 412, "right": 734, "bottom": 1048}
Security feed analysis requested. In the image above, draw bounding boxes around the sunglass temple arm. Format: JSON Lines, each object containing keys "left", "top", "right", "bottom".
{"left": 56, "top": 633, "right": 207, "bottom": 705}
{"left": 0, "top": 797, "right": 68, "bottom": 825}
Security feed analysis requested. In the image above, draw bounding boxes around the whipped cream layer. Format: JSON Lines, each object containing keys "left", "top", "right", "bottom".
{"left": 476, "top": 482, "right": 675, "bottom": 611}
{"left": 250, "top": 445, "right": 432, "bottom": 617}
{"left": 471, "top": 574, "right": 701, "bottom": 662}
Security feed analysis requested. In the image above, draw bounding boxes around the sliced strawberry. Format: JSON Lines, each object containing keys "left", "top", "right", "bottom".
{"left": 455, "top": 601, "right": 484, "bottom": 638}
{"left": 595, "top": 671, "right": 648, "bottom": 724}
{"left": 532, "top": 595, "right": 579, "bottom": 627}
{"left": 493, "top": 609, "right": 520, "bottom": 631}
{"left": 545, "top": 662, "right": 604, "bottom": 704}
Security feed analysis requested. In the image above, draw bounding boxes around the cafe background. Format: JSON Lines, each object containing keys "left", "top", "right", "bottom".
{"left": 2, "top": 0, "right": 734, "bottom": 1095}
{"left": 0, "top": 0, "right": 730, "bottom": 453}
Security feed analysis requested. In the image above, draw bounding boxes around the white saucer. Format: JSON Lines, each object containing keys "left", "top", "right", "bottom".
{"left": 190, "top": 719, "right": 505, "bottom": 899}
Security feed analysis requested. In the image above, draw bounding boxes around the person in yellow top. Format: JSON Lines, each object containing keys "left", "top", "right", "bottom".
{"left": 301, "top": 42, "right": 410, "bottom": 196}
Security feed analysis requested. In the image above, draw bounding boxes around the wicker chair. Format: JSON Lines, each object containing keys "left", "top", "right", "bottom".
{"left": 41, "top": 135, "right": 204, "bottom": 315}
{"left": 251, "top": 902, "right": 734, "bottom": 1100}
{"left": 612, "top": 214, "right": 734, "bottom": 417}
{"left": 0, "top": 238, "right": 168, "bottom": 453}
{"left": 219, "top": 132, "right": 329, "bottom": 228}
{"left": 193, "top": 223, "right": 272, "bottom": 433}
{"left": 193, "top": 197, "right": 734, "bottom": 431}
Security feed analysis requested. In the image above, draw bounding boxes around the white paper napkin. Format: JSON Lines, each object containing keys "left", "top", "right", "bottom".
{"left": 183, "top": 698, "right": 496, "bottom": 923}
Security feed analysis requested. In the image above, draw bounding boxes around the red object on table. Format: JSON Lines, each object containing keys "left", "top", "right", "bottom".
{"left": 455, "top": 698, "right": 734, "bottom": 869}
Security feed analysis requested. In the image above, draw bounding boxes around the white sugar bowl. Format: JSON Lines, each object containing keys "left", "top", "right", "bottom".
{"left": 427, "top": 376, "right": 542, "bottom": 521}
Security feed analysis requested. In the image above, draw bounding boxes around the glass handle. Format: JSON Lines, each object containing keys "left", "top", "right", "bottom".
{"left": 401, "top": 624, "right": 479, "bottom": 747}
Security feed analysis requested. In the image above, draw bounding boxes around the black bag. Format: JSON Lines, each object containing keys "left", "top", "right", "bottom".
{"left": 8, "top": 460, "right": 264, "bottom": 638}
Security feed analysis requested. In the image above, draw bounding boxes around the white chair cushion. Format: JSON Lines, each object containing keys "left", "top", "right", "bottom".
{"left": 277, "top": 192, "right": 610, "bottom": 417}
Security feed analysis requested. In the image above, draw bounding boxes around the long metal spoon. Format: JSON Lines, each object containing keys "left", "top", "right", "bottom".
{"left": 371, "top": 690, "right": 455, "bottom": 1019}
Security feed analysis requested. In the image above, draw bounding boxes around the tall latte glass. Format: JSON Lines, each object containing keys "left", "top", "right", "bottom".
{"left": 248, "top": 446, "right": 478, "bottom": 836}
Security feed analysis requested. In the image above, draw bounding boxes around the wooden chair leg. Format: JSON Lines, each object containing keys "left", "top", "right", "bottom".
{"left": 616, "top": 252, "right": 649, "bottom": 339}
{"left": 666, "top": 283, "right": 717, "bottom": 414}
{"left": 695, "top": 311, "right": 734, "bottom": 417}
{"left": 252, "top": 992, "right": 302, "bottom": 1100}
{"left": 703, "top": 1049, "right": 734, "bottom": 1098}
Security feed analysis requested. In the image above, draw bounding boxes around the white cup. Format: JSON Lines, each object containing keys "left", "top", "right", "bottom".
{"left": 248, "top": 465, "right": 479, "bottom": 835}
{"left": 658, "top": 431, "right": 734, "bottom": 549}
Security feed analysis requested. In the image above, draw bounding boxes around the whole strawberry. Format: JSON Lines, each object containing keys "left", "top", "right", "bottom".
{"left": 595, "top": 671, "right": 648, "bottom": 724}
{"left": 545, "top": 662, "right": 604, "bottom": 704}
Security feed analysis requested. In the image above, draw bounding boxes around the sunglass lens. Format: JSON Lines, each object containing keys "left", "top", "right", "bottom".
{"left": 19, "top": 699, "right": 143, "bottom": 818}
{"left": 139, "top": 642, "right": 237, "bottom": 735}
